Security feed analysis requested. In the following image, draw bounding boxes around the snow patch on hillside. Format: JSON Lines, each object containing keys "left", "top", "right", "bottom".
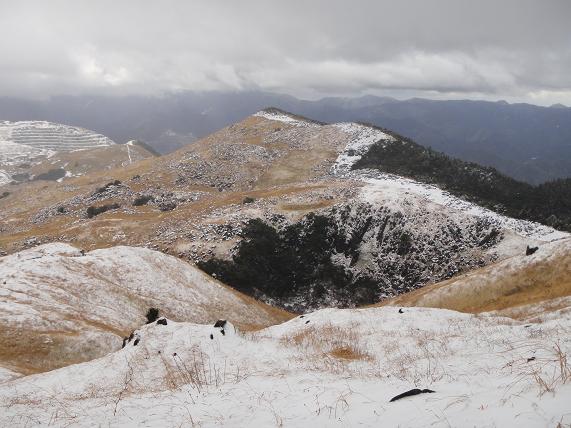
{"left": 0, "top": 121, "right": 116, "bottom": 185}
{"left": 328, "top": 122, "right": 567, "bottom": 244}
{"left": 0, "top": 171, "right": 11, "bottom": 186}
{"left": 359, "top": 172, "right": 568, "bottom": 242}
{"left": 254, "top": 109, "right": 321, "bottom": 128}
{"left": 0, "top": 307, "right": 569, "bottom": 427}
{"left": 332, "top": 122, "right": 395, "bottom": 174}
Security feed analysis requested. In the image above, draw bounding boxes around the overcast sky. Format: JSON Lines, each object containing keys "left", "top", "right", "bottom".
{"left": 1, "top": 0, "right": 570, "bottom": 105}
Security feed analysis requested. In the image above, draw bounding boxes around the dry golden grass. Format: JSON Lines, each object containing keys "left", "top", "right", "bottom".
{"left": 0, "top": 112, "right": 352, "bottom": 256}
{"left": 328, "top": 346, "right": 368, "bottom": 361}
{"left": 280, "top": 323, "right": 372, "bottom": 364}
{"left": 0, "top": 329, "right": 92, "bottom": 375}
{"left": 255, "top": 147, "right": 337, "bottom": 188}
{"left": 377, "top": 242, "right": 571, "bottom": 318}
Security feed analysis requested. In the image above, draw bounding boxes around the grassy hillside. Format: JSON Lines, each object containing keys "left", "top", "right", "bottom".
{"left": 380, "top": 238, "right": 571, "bottom": 320}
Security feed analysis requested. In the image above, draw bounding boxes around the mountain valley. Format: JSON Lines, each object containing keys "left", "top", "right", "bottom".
{"left": 0, "top": 108, "right": 570, "bottom": 427}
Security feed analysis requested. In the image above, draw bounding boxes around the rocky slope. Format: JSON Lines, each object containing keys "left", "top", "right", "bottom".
{"left": 0, "top": 109, "right": 567, "bottom": 310}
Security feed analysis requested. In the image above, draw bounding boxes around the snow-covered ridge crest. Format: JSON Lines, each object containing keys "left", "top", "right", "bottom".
{"left": 253, "top": 108, "right": 322, "bottom": 128}
{"left": 329, "top": 124, "right": 567, "bottom": 243}
{"left": 357, "top": 171, "right": 568, "bottom": 243}
{"left": 332, "top": 122, "right": 395, "bottom": 174}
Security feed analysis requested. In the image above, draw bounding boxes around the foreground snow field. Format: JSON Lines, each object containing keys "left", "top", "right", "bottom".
{"left": 0, "top": 306, "right": 569, "bottom": 427}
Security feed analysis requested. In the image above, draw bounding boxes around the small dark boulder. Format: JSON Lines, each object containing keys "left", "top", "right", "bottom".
{"left": 158, "top": 201, "right": 177, "bottom": 212}
{"left": 214, "top": 320, "right": 227, "bottom": 328}
{"left": 156, "top": 318, "right": 168, "bottom": 326}
{"left": 133, "top": 194, "right": 155, "bottom": 206}
{"left": 399, "top": 308, "right": 404, "bottom": 314}
{"left": 86, "top": 203, "right": 120, "bottom": 219}
{"left": 146, "top": 308, "right": 160, "bottom": 324}
{"left": 526, "top": 246, "right": 539, "bottom": 256}
{"left": 133, "top": 338, "right": 140, "bottom": 346}
{"left": 389, "top": 388, "right": 435, "bottom": 402}
{"left": 210, "top": 334, "right": 214, "bottom": 340}
{"left": 242, "top": 197, "right": 255, "bottom": 204}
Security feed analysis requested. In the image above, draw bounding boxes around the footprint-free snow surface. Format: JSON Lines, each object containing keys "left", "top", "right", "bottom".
{"left": 0, "top": 243, "right": 291, "bottom": 375}
{"left": 0, "top": 306, "right": 569, "bottom": 427}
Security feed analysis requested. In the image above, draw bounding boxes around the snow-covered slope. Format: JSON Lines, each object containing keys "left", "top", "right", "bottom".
{"left": 331, "top": 122, "right": 395, "bottom": 174}
{"left": 253, "top": 108, "right": 322, "bottom": 128}
{"left": 330, "top": 120, "right": 567, "bottom": 245}
{"left": 0, "top": 307, "right": 569, "bottom": 427}
{"left": 0, "top": 243, "right": 291, "bottom": 376}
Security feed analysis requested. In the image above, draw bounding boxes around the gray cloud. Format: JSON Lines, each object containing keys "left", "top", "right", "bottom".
{"left": 1, "top": 0, "right": 570, "bottom": 104}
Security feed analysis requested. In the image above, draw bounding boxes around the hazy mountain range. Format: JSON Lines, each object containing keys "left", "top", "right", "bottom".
{"left": 0, "top": 92, "right": 570, "bottom": 184}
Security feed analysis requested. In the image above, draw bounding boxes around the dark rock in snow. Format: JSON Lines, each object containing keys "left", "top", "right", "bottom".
{"left": 214, "top": 320, "right": 227, "bottom": 328}
{"left": 389, "top": 388, "right": 435, "bottom": 402}
{"left": 146, "top": 308, "right": 160, "bottom": 324}
{"left": 526, "top": 245, "right": 539, "bottom": 256}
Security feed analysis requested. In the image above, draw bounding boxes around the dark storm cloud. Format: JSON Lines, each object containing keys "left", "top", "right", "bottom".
{"left": 1, "top": 0, "right": 570, "bottom": 104}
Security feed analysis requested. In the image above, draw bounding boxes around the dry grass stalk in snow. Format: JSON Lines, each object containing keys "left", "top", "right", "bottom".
{"left": 278, "top": 322, "right": 372, "bottom": 369}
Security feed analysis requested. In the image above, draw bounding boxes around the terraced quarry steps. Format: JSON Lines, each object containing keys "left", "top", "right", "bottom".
{"left": 0, "top": 121, "right": 158, "bottom": 187}
{"left": 0, "top": 120, "right": 115, "bottom": 151}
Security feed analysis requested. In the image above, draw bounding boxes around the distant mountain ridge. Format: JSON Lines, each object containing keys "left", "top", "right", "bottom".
{"left": 1, "top": 92, "right": 570, "bottom": 184}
